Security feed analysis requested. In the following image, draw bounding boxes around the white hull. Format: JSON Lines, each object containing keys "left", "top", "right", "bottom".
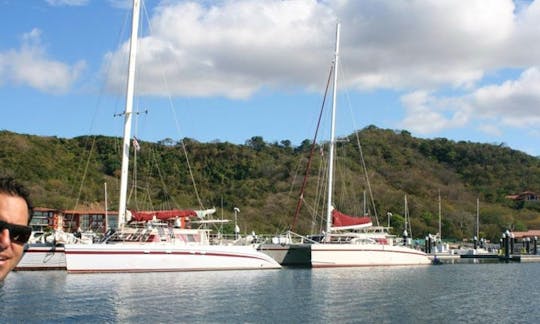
{"left": 16, "top": 245, "right": 66, "bottom": 270}
{"left": 311, "top": 243, "right": 431, "bottom": 267}
{"left": 64, "top": 243, "right": 281, "bottom": 273}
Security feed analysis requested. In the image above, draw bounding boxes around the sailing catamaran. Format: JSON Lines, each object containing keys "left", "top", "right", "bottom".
{"left": 309, "top": 23, "right": 431, "bottom": 267}
{"left": 63, "top": 0, "right": 280, "bottom": 272}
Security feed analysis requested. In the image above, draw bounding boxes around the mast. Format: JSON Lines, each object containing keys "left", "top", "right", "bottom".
{"left": 325, "top": 22, "right": 340, "bottom": 239}
{"left": 118, "top": 0, "right": 141, "bottom": 229}
{"left": 438, "top": 189, "right": 441, "bottom": 241}
{"left": 403, "top": 195, "right": 408, "bottom": 237}
{"left": 104, "top": 182, "right": 108, "bottom": 230}
{"left": 476, "top": 197, "right": 480, "bottom": 239}
{"left": 363, "top": 191, "right": 367, "bottom": 215}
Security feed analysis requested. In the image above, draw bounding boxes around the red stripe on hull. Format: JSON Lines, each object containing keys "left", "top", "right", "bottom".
{"left": 67, "top": 267, "right": 278, "bottom": 274}
{"left": 313, "top": 248, "right": 426, "bottom": 257}
{"left": 65, "top": 250, "right": 271, "bottom": 262}
{"left": 312, "top": 263, "right": 429, "bottom": 268}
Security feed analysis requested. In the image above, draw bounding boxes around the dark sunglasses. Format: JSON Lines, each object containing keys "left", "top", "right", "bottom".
{"left": 0, "top": 220, "right": 32, "bottom": 244}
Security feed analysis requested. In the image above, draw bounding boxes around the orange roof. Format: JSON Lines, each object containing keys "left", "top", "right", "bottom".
{"left": 511, "top": 230, "right": 540, "bottom": 238}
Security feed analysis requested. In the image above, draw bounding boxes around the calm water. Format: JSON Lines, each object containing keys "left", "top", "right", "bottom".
{"left": 1, "top": 263, "right": 539, "bottom": 323}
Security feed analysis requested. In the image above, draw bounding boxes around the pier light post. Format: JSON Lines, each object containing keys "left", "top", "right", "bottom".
{"left": 502, "top": 232, "right": 507, "bottom": 259}
{"left": 387, "top": 212, "right": 392, "bottom": 228}
{"left": 233, "top": 207, "right": 240, "bottom": 240}
{"left": 473, "top": 236, "right": 478, "bottom": 250}
{"left": 535, "top": 237, "right": 538, "bottom": 255}
{"left": 503, "top": 231, "right": 510, "bottom": 260}
{"left": 402, "top": 229, "right": 408, "bottom": 246}
{"left": 510, "top": 232, "right": 515, "bottom": 254}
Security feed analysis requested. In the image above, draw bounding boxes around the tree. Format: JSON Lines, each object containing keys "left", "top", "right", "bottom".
{"left": 246, "top": 136, "right": 266, "bottom": 151}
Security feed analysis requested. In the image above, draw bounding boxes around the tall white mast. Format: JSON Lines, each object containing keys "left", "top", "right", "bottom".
{"left": 438, "top": 189, "right": 441, "bottom": 241}
{"left": 476, "top": 197, "right": 480, "bottom": 239}
{"left": 325, "top": 22, "right": 340, "bottom": 239}
{"left": 118, "top": 0, "right": 141, "bottom": 229}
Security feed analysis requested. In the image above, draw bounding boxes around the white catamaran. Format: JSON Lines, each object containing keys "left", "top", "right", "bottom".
{"left": 309, "top": 23, "right": 431, "bottom": 267}
{"left": 63, "top": 0, "right": 280, "bottom": 273}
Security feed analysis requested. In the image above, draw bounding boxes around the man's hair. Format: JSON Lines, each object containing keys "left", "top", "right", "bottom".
{"left": 0, "top": 177, "right": 33, "bottom": 224}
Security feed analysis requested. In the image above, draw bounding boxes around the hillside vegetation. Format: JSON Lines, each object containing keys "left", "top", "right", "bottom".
{"left": 1, "top": 126, "right": 539, "bottom": 242}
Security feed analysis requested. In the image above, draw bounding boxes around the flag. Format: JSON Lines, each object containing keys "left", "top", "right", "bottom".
{"left": 132, "top": 137, "right": 141, "bottom": 151}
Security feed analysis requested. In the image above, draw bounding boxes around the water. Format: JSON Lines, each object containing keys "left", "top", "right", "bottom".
{"left": 1, "top": 263, "right": 539, "bottom": 323}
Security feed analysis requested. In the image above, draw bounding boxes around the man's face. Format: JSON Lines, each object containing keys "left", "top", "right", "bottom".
{"left": 0, "top": 193, "right": 29, "bottom": 281}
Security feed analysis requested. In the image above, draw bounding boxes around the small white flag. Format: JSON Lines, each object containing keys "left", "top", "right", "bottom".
{"left": 132, "top": 137, "right": 141, "bottom": 151}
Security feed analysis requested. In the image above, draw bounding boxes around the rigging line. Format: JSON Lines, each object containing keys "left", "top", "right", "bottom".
{"left": 150, "top": 144, "right": 180, "bottom": 208}
{"left": 131, "top": 135, "right": 139, "bottom": 209}
{"left": 339, "top": 59, "right": 380, "bottom": 225}
{"left": 335, "top": 144, "right": 361, "bottom": 217}
{"left": 353, "top": 130, "right": 379, "bottom": 225}
{"left": 177, "top": 138, "right": 205, "bottom": 209}
{"left": 72, "top": 2, "right": 133, "bottom": 212}
{"left": 70, "top": 2, "right": 131, "bottom": 210}
{"left": 301, "top": 197, "right": 323, "bottom": 227}
{"left": 72, "top": 137, "right": 97, "bottom": 211}
{"left": 310, "top": 154, "right": 323, "bottom": 234}
{"left": 291, "top": 63, "right": 334, "bottom": 231}
{"left": 283, "top": 156, "right": 305, "bottom": 229}
{"left": 139, "top": 0, "right": 205, "bottom": 210}
{"left": 315, "top": 149, "right": 328, "bottom": 234}
{"left": 144, "top": 184, "right": 156, "bottom": 211}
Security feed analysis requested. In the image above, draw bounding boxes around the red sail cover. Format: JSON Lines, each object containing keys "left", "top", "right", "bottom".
{"left": 332, "top": 209, "right": 372, "bottom": 227}
{"left": 131, "top": 209, "right": 197, "bottom": 221}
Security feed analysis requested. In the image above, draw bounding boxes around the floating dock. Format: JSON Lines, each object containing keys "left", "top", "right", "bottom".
{"left": 429, "top": 254, "right": 540, "bottom": 264}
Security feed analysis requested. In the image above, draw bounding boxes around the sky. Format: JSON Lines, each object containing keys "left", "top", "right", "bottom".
{"left": 2, "top": 0, "right": 540, "bottom": 156}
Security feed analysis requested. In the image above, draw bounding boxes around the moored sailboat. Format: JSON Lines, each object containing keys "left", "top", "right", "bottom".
{"left": 309, "top": 23, "right": 430, "bottom": 267}
{"left": 63, "top": 0, "right": 280, "bottom": 273}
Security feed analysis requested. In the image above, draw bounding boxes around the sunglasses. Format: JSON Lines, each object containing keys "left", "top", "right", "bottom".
{"left": 0, "top": 220, "right": 32, "bottom": 245}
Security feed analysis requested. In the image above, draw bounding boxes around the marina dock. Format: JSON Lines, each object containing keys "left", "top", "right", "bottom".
{"left": 429, "top": 253, "right": 540, "bottom": 264}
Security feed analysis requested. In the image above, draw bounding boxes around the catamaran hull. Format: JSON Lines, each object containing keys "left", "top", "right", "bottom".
{"left": 64, "top": 244, "right": 281, "bottom": 273}
{"left": 311, "top": 244, "right": 431, "bottom": 267}
{"left": 16, "top": 245, "right": 66, "bottom": 270}
{"left": 258, "top": 243, "right": 312, "bottom": 266}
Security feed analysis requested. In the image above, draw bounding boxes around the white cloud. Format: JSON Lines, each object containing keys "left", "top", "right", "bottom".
{"left": 102, "top": 0, "right": 540, "bottom": 98}
{"left": 0, "top": 28, "right": 85, "bottom": 94}
{"left": 105, "top": 0, "right": 336, "bottom": 98}
{"left": 399, "top": 65, "right": 540, "bottom": 138}
{"left": 97, "top": 0, "right": 540, "bottom": 143}
{"left": 400, "top": 91, "right": 468, "bottom": 134}
{"left": 472, "top": 67, "right": 540, "bottom": 127}
{"left": 477, "top": 124, "right": 502, "bottom": 137}
{"left": 334, "top": 0, "right": 516, "bottom": 90}
{"left": 45, "top": 0, "right": 89, "bottom": 6}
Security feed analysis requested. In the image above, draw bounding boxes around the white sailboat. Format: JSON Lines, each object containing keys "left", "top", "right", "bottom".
{"left": 310, "top": 23, "right": 430, "bottom": 267}
{"left": 63, "top": 0, "right": 280, "bottom": 273}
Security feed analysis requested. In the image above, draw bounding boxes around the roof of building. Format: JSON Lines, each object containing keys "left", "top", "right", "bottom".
{"left": 511, "top": 230, "right": 540, "bottom": 239}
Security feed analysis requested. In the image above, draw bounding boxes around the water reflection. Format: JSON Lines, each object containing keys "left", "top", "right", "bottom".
{"left": 2, "top": 264, "right": 540, "bottom": 323}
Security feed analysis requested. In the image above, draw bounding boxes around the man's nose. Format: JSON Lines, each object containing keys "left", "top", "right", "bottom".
{"left": 0, "top": 228, "right": 11, "bottom": 248}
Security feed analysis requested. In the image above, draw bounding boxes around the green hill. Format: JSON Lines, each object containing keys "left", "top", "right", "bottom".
{"left": 2, "top": 126, "right": 539, "bottom": 242}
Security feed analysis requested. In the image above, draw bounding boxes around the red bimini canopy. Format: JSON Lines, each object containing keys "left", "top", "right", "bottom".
{"left": 130, "top": 209, "right": 197, "bottom": 222}
{"left": 331, "top": 208, "right": 372, "bottom": 228}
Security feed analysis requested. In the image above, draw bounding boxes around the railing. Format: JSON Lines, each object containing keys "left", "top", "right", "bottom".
{"left": 208, "top": 230, "right": 319, "bottom": 246}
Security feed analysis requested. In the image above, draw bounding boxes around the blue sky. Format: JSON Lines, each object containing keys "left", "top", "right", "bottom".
{"left": 2, "top": 0, "right": 540, "bottom": 156}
